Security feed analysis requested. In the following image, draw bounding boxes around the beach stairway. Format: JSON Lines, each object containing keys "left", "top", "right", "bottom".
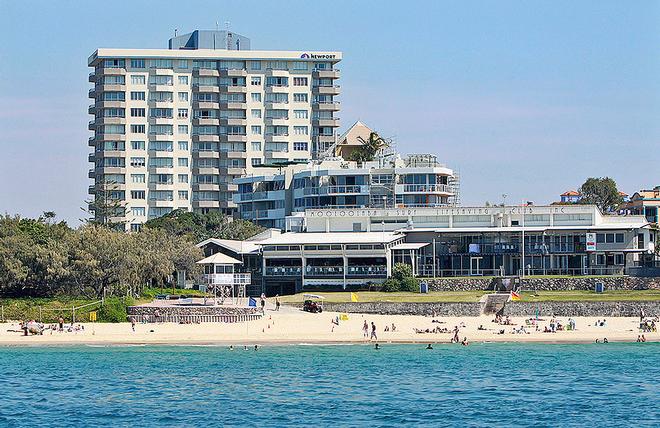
{"left": 480, "top": 293, "right": 510, "bottom": 315}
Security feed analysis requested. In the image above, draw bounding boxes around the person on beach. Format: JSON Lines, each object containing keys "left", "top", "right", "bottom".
{"left": 275, "top": 295, "right": 280, "bottom": 311}
{"left": 260, "top": 294, "right": 266, "bottom": 313}
{"left": 371, "top": 322, "right": 377, "bottom": 341}
{"left": 640, "top": 308, "right": 645, "bottom": 323}
{"left": 452, "top": 326, "right": 460, "bottom": 343}
{"left": 363, "top": 320, "right": 369, "bottom": 339}
{"left": 58, "top": 317, "right": 64, "bottom": 332}
{"left": 130, "top": 317, "right": 136, "bottom": 332}
{"left": 641, "top": 335, "right": 646, "bottom": 342}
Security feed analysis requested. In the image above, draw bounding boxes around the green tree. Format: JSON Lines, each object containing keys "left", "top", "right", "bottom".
{"left": 144, "top": 209, "right": 263, "bottom": 242}
{"left": 381, "top": 263, "right": 419, "bottom": 293}
{"left": 346, "top": 132, "right": 390, "bottom": 163}
{"left": 82, "top": 181, "right": 128, "bottom": 229}
{"left": 578, "top": 177, "right": 623, "bottom": 212}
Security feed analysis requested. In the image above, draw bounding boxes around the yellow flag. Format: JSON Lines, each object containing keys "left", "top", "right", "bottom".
{"left": 351, "top": 292, "right": 359, "bottom": 302}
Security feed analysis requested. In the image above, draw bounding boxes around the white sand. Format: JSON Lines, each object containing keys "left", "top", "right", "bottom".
{"left": 1, "top": 306, "right": 657, "bottom": 346}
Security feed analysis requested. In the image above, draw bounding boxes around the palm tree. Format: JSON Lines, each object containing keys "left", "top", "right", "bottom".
{"left": 347, "top": 132, "right": 390, "bottom": 162}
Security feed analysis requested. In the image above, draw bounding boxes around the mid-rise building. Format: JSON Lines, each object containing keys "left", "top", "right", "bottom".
{"left": 87, "top": 29, "right": 341, "bottom": 230}
{"left": 234, "top": 150, "right": 459, "bottom": 230}
{"left": 622, "top": 186, "right": 660, "bottom": 224}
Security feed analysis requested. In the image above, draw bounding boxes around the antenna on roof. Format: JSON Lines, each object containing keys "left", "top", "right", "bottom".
{"left": 174, "top": 28, "right": 178, "bottom": 37}
{"left": 216, "top": 21, "right": 219, "bottom": 31}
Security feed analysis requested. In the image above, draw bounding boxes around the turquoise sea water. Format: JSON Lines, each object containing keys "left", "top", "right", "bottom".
{"left": 0, "top": 343, "right": 658, "bottom": 427}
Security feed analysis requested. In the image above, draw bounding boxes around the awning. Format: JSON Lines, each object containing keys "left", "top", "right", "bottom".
{"left": 197, "top": 252, "right": 242, "bottom": 265}
{"left": 390, "top": 242, "right": 430, "bottom": 250}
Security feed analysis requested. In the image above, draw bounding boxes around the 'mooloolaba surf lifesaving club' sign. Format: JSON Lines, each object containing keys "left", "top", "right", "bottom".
{"left": 306, "top": 206, "right": 578, "bottom": 218}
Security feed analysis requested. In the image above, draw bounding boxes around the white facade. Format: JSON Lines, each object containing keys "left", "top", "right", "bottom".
{"left": 88, "top": 36, "right": 341, "bottom": 230}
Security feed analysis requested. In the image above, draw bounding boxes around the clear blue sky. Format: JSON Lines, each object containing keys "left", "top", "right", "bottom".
{"left": 1, "top": 1, "right": 659, "bottom": 224}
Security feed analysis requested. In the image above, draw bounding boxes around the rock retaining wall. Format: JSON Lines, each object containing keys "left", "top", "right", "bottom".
{"left": 426, "top": 276, "right": 660, "bottom": 292}
{"left": 127, "top": 305, "right": 261, "bottom": 323}
{"left": 323, "top": 301, "right": 660, "bottom": 318}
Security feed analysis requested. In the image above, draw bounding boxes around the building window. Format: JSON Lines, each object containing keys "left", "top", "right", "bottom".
{"left": 293, "top": 61, "right": 308, "bottom": 70}
{"left": 250, "top": 61, "right": 261, "bottom": 70}
{"left": 103, "top": 59, "right": 125, "bottom": 68}
{"left": 615, "top": 233, "right": 624, "bottom": 243}
{"left": 130, "top": 59, "right": 145, "bottom": 69}
{"left": 130, "top": 91, "right": 145, "bottom": 101}
{"left": 294, "top": 142, "right": 308, "bottom": 151}
{"left": 178, "top": 141, "right": 189, "bottom": 151}
{"left": 150, "top": 59, "right": 173, "bottom": 69}
{"left": 251, "top": 158, "right": 262, "bottom": 166}
{"left": 131, "top": 108, "right": 145, "bottom": 117}
{"left": 178, "top": 60, "right": 188, "bottom": 69}
{"left": 178, "top": 125, "right": 189, "bottom": 134}
{"left": 251, "top": 125, "right": 261, "bottom": 135}
{"left": 251, "top": 93, "right": 262, "bottom": 102}
{"left": 251, "top": 109, "right": 262, "bottom": 119}
{"left": 178, "top": 109, "right": 188, "bottom": 119}
{"left": 130, "top": 75, "right": 146, "bottom": 85}
{"left": 178, "top": 92, "right": 189, "bottom": 102}
{"left": 132, "top": 207, "right": 146, "bottom": 217}
{"left": 293, "top": 93, "right": 308, "bottom": 102}
{"left": 294, "top": 110, "right": 308, "bottom": 119}
{"left": 131, "top": 124, "right": 146, "bottom": 134}
{"left": 130, "top": 157, "right": 145, "bottom": 167}
{"left": 131, "top": 174, "right": 145, "bottom": 183}
{"left": 178, "top": 174, "right": 188, "bottom": 183}
{"left": 251, "top": 141, "right": 262, "bottom": 151}
{"left": 178, "top": 191, "right": 189, "bottom": 200}
{"left": 130, "top": 223, "right": 142, "bottom": 232}
{"left": 293, "top": 126, "right": 308, "bottom": 135}
{"left": 251, "top": 76, "right": 261, "bottom": 86}
{"left": 178, "top": 158, "right": 189, "bottom": 167}
{"left": 293, "top": 77, "right": 308, "bottom": 86}
{"left": 131, "top": 190, "right": 146, "bottom": 199}
{"left": 178, "top": 75, "right": 189, "bottom": 85}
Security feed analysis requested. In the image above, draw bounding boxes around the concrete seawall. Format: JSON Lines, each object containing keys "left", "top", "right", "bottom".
{"left": 127, "top": 305, "right": 261, "bottom": 323}
{"left": 324, "top": 301, "right": 660, "bottom": 318}
{"left": 426, "top": 276, "right": 660, "bottom": 292}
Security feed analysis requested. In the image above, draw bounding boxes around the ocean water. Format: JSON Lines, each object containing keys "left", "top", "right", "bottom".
{"left": 0, "top": 343, "right": 658, "bottom": 427}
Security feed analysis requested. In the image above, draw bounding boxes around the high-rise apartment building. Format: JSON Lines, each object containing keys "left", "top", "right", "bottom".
{"left": 87, "top": 30, "right": 341, "bottom": 230}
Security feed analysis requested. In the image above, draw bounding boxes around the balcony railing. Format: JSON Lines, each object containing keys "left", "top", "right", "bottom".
{"left": 398, "top": 184, "right": 452, "bottom": 193}
{"left": 346, "top": 266, "right": 387, "bottom": 276}
{"left": 205, "top": 273, "right": 251, "bottom": 285}
{"left": 303, "top": 185, "right": 368, "bottom": 196}
{"left": 305, "top": 266, "right": 344, "bottom": 277}
{"left": 265, "top": 266, "right": 302, "bottom": 276}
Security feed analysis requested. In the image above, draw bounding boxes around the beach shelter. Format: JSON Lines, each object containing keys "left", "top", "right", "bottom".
{"left": 197, "top": 253, "right": 246, "bottom": 305}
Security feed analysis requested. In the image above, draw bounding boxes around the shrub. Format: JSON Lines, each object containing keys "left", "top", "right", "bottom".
{"left": 380, "top": 279, "right": 401, "bottom": 292}
{"left": 400, "top": 276, "right": 420, "bottom": 293}
{"left": 392, "top": 263, "right": 413, "bottom": 281}
{"left": 98, "top": 297, "right": 134, "bottom": 322}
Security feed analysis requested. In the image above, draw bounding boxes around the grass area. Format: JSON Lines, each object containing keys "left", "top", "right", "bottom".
{"left": 280, "top": 289, "right": 660, "bottom": 304}
{"left": 0, "top": 297, "right": 107, "bottom": 323}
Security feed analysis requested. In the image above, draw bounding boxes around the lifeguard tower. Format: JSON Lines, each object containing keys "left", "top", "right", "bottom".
{"left": 197, "top": 253, "right": 251, "bottom": 305}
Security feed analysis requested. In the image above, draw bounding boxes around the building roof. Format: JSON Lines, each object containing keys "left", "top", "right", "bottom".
{"left": 399, "top": 223, "right": 651, "bottom": 234}
{"left": 561, "top": 190, "right": 580, "bottom": 196}
{"left": 390, "top": 242, "right": 430, "bottom": 250}
{"left": 196, "top": 238, "right": 261, "bottom": 254}
{"left": 196, "top": 253, "right": 242, "bottom": 265}
{"left": 259, "top": 232, "right": 402, "bottom": 245}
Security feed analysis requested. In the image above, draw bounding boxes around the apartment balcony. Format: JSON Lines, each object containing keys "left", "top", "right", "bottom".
{"left": 149, "top": 167, "right": 175, "bottom": 175}
{"left": 193, "top": 118, "right": 220, "bottom": 126}
{"left": 149, "top": 117, "right": 175, "bottom": 126}
{"left": 151, "top": 199, "right": 175, "bottom": 208}
{"left": 264, "top": 134, "right": 290, "bottom": 143}
{"left": 97, "top": 67, "right": 126, "bottom": 76}
{"left": 95, "top": 166, "right": 126, "bottom": 175}
{"left": 219, "top": 118, "right": 247, "bottom": 126}
{"left": 303, "top": 185, "right": 369, "bottom": 196}
{"left": 88, "top": 137, "right": 96, "bottom": 147}
{"left": 305, "top": 266, "right": 344, "bottom": 278}
{"left": 95, "top": 150, "right": 124, "bottom": 158}
{"left": 264, "top": 101, "right": 289, "bottom": 110}
{"left": 220, "top": 69, "right": 248, "bottom": 77}
{"left": 97, "top": 84, "right": 126, "bottom": 92}
{"left": 192, "top": 134, "right": 220, "bottom": 143}
{"left": 220, "top": 151, "right": 248, "bottom": 159}
{"left": 234, "top": 189, "right": 285, "bottom": 203}
{"left": 97, "top": 133, "right": 126, "bottom": 141}
{"left": 223, "top": 167, "right": 246, "bottom": 176}
{"left": 148, "top": 182, "right": 175, "bottom": 191}
{"left": 88, "top": 88, "right": 96, "bottom": 99}
{"left": 312, "top": 118, "right": 340, "bottom": 127}
{"left": 312, "top": 85, "right": 340, "bottom": 96}
{"left": 346, "top": 265, "right": 387, "bottom": 277}
{"left": 88, "top": 104, "right": 96, "bottom": 115}
{"left": 193, "top": 183, "right": 220, "bottom": 192}
{"left": 88, "top": 120, "right": 96, "bottom": 130}
{"left": 224, "top": 134, "right": 247, "bottom": 143}
{"left": 149, "top": 83, "right": 175, "bottom": 92}
{"left": 192, "top": 150, "right": 220, "bottom": 158}
{"left": 150, "top": 133, "right": 175, "bottom": 141}
{"left": 395, "top": 183, "right": 453, "bottom": 195}
{"left": 193, "top": 200, "right": 221, "bottom": 208}
{"left": 242, "top": 208, "right": 285, "bottom": 220}
{"left": 88, "top": 72, "right": 96, "bottom": 83}
{"left": 220, "top": 101, "right": 247, "bottom": 110}
{"left": 149, "top": 68, "right": 174, "bottom": 76}
{"left": 193, "top": 101, "right": 220, "bottom": 110}
{"left": 194, "top": 69, "right": 220, "bottom": 77}
{"left": 264, "top": 85, "right": 289, "bottom": 93}
{"left": 222, "top": 85, "right": 248, "bottom": 94}
{"left": 95, "top": 100, "right": 126, "bottom": 109}
{"left": 147, "top": 149, "right": 175, "bottom": 158}
{"left": 88, "top": 153, "right": 95, "bottom": 163}
{"left": 313, "top": 69, "right": 340, "bottom": 79}
{"left": 263, "top": 117, "right": 289, "bottom": 126}
{"left": 95, "top": 117, "right": 125, "bottom": 126}
{"left": 193, "top": 84, "right": 220, "bottom": 93}
{"left": 193, "top": 167, "right": 220, "bottom": 175}
{"left": 313, "top": 135, "right": 335, "bottom": 144}
{"left": 148, "top": 100, "right": 174, "bottom": 109}
{"left": 312, "top": 101, "right": 340, "bottom": 111}
{"left": 265, "top": 69, "right": 290, "bottom": 77}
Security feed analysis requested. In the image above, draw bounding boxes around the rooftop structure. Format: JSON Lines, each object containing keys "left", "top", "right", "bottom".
{"left": 621, "top": 185, "right": 660, "bottom": 224}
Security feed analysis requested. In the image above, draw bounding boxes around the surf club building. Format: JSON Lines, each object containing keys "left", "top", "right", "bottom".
{"left": 252, "top": 204, "right": 655, "bottom": 294}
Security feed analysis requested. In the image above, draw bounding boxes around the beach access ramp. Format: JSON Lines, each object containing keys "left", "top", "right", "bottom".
{"left": 480, "top": 293, "right": 510, "bottom": 315}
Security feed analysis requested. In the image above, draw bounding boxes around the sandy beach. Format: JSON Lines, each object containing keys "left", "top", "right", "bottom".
{"left": 1, "top": 305, "right": 657, "bottom": 346}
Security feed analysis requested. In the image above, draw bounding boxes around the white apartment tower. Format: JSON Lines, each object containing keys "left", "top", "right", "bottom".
{"left": 88, "top": 30, "right": 341, "bottom": 230}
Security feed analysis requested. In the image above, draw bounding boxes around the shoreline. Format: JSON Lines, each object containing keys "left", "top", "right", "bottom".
{"left": 1, "top": 311, "right": 657, "bottom": 347}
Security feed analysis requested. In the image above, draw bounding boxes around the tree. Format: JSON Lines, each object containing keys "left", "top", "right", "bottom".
{"left": 144, "top": 209, "right": 263, "bottom": 242}
{"left": 578, "top": 177, "right": 623, "bottom": 212}
{"left": 346, "top": 132, "right": 390, "bottom": 163}
{"left": 380, "top": 263, "right": 419, "bottom": 293}
{"left": 82, "top": 181, "right": 128, "bottom": 229}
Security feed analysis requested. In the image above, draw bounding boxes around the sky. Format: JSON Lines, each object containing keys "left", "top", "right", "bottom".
{"left": 1, "top": 1, "right": 659, "bottom": 224}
